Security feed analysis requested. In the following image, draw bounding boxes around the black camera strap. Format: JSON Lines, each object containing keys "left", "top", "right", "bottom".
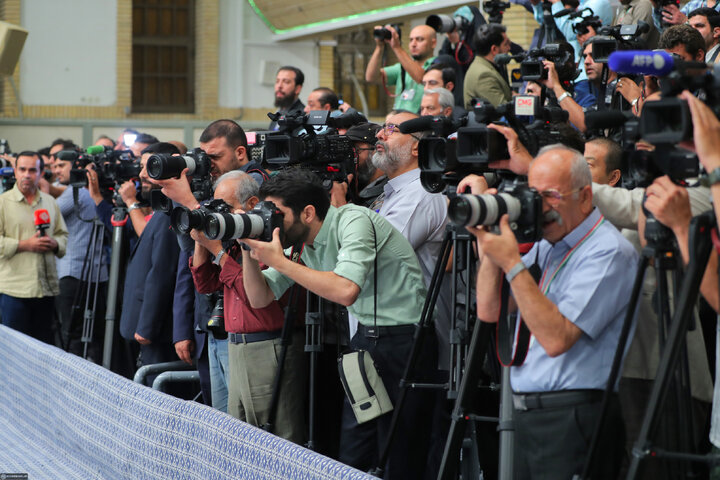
{"left": 496, "top": 259, "right": 541, "bottom": 366}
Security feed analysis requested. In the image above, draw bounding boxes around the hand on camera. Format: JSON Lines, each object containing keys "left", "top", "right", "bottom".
{"left": 644, "top": 176, "right": 692, "bottom": 234}
{"left": 680, "top": 91, "right": 720, "bottom": 172}
{"left": 661, "top": 4, "right": 686, "bottom": 25}
{"left": 386, "top": 25, "right": 401, "bottom": 49}
{"left": 541, "top": 60, "right": 560, "bottom": 90}
{"left": 85, "top": 164, "right": 104, "bottom": 205}
{"left": 330, "top": 173, "right": 353, "bottom": 208}
{"left": 486, "top": 124, "right": 533, "bottom": 175}
{"left": 456, "top": 174, "right": 489, "bottom": 195}
{"left": 243, "top": 227, "right": 285, "bottom": 267}
{"left": 467, "top": 214, "right": 522, "bottom": 273}
{"left": 190, "top": 228, "right": 221, "bottom": 252}
{"left": 616, "top": 77, "right": 642, "bottom": 105}
{"left": 118, "top": 180, "right": 137, "bottom": 206}
{"left": 149, "top": 167, "right": 196, "bottom": 208}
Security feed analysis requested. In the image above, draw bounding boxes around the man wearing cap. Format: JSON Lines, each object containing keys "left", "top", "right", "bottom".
{"left": 330, "top": 123, "right": 385, "bottom": 208}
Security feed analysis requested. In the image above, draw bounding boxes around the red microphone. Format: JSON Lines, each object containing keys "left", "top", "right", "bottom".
{"left": 34, "top": 209, "right": 50, "bottom": 236}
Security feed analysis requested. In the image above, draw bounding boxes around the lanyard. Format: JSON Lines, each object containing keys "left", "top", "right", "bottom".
{"left": 538, "top": 215, "right": 605, "bottom": 295}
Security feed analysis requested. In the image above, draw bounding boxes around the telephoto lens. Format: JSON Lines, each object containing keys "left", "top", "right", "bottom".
{"left": 448, "top": 193, "right": 521, "bottom": 227}
{"left": 147, "top": 149, "right": 211, "bottom": 180}
{"left": 171, "top": 206, "right": 209, "bottom": 235}
{"left": 203, "top": 201, "right": 283, "bottom": 242}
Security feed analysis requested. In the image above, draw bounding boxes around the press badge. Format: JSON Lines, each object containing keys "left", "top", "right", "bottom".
{"left": 401, "top": 88, "right": 416, "bottom": 101}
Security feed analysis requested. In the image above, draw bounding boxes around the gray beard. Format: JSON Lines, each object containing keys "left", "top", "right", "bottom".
{"left": 544, "top": 209, "right": 563, "bottom": 226}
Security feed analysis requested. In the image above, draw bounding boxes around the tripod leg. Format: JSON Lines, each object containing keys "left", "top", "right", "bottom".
{"left": 103, "top": 212, "right": 127, "bottom": 370}
{"left": 626, "top": 214, "right": 715, "bottom": 479}
{"left": 438, "top": 321, "right": 493, "bottom": 480}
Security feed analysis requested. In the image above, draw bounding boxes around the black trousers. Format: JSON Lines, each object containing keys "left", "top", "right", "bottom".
{"left": 514, "top": 392, "right": 625, "bottom": 480}
{"left": 338, "top": 326, "right": 437, "bottom": 480}
{"left": 56, "top": 277, "right": 107, "bottom": 362}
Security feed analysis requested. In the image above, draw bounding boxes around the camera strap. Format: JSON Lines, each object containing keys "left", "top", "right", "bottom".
{"left": 497, "top": 260, "right": 541, "bottom": 367}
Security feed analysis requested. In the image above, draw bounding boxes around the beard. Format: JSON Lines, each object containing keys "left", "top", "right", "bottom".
{"left": 371, "top": 140, "right": 412, "bottom": 174}
{"left": 357, "top": 159, "right": 377, "bottom": 189}
{"left": 140, "top": 182, "right": 155, "bottom": 202}
{"left": 411, "top": 53, "right": 423, "bottom": 61}
{"left": 274, "top": 91, "right": 295, "bottom": 110}
{"left": 281, "top": 217, "right": 310, "bottom": 249}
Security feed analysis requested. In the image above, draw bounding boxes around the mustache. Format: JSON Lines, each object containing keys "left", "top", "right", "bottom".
{"left": 544, "top": 209, "right": 563, "bottom": 226}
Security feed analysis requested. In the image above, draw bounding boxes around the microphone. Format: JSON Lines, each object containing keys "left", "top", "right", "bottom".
{"left": 34, "top": 209, "right": 51, "bottom": 237}
{"left": 398, "top": 115, "right": 458, "bottom": 137}
{"left": 585, "top": 110, "right": 632, "bottom": 131}
{"left": 608, "top": 50, "right": 675, "bottom": 76}
{"left": 86, "top": 145, "right": 105, "bottom": 155}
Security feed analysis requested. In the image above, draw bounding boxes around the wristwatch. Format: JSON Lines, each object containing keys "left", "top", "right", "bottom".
{"left": 505, "top": 261, "right": 527, "bottom": 283}
{"left": 701, "top": 167, "right": 720, "bottom": 187}
{"left": 213, "top": 249, "right": 226, "bottom": 266}
{"left": 556, "top": 91, "right": 571, "bottom": 103}
{"left": 128, "top": 202, "right": 142, "bottom": 212}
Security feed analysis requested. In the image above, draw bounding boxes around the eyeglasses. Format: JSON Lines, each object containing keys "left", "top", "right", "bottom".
{"left": 380, "top": 123, "right": 421, "bottom": 140}
{"left": 538, "top": 187, "right": 582, "bottom": 205}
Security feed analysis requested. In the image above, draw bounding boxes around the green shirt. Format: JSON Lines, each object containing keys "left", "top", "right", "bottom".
{"left": 263, "top": 205, "right": 427, "bottom": 326}
{"left": 384, "top": 57, "right": 435, "bottom": 113}
{"left": 0, "top": 184, "right": 68, "bottom": 298}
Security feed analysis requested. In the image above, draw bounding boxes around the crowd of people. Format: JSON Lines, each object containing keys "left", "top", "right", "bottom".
{"left": 3, "top": 0, "right": 720, "bottom": 478}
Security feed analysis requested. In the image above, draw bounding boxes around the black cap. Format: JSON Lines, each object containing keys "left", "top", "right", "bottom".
{"left": 345, "top": 123, "right": 381, "bottom": 145}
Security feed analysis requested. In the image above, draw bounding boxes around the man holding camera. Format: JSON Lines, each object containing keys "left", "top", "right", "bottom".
{"left": 52, "top": 152, "right": 109, "bottom": 360}
{"left": 463, "top": 24, "right": 512, "bottom": 109}
{"left": 188, "top": 170, "right": 305, "bottom": 443}
{"left": 241, "top": 169, "right": 433, "bottom": 479}
{"left": 471, "top": 145, "right": 637, "bottom": 478}
{"left": 652, "top": 0, "right": 720, "bottom": 32}
{"left": 365, "top": 24, "right": 437, "bottom": 113}
{"left": 0, "top": 151, "right": 68, "bottom": 344}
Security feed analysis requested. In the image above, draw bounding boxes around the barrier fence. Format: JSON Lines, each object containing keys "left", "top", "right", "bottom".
{"left": 0, "top": 325, "right": 373, "bottom": 480}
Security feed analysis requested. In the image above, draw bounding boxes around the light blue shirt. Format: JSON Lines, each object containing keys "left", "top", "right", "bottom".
{"left": 511, "top": 207, "right": 638, "bottom": 393}
{"left": 55, "top": 186, "right": 108, "bottom": 282}
{"left": 533, "top": 1, "right": 616, "bottom": 83}
{"left": 378, "top": 169, "right": 448, "bottom": 286}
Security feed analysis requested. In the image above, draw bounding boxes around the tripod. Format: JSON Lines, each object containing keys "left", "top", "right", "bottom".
{"left": 102, "top": 203, "right": 129, "bottom": 370}
{"left": 62, "top": 187, "right": 107, "bottom": 361}
{"left": 371, "top": 223, "right": 487, "bottom": 478}
{"left": 625, "top": 211, "right": 719, "bottom": 479}
{"left": 579, "top": 211, "right": 702, "bottom": 479}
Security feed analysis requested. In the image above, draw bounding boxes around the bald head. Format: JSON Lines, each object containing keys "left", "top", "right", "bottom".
{"left": 529, "top": 145, "right": 593, "bottom": 243}
{"left": 409, "top": 25, "right": 437, "bottom": 61}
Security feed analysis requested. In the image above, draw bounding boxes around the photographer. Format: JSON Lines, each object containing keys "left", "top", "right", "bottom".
{"left": 463, "top": 23, "right": 512, "bottom": 109}
{"left": 651, "top": 0, "right": 720, "bottom": 31}
{"left": 52, "top": 150, "right": 109, "bottom": 360}
{"left": 188, "top": 171, "right": 305, "bottom": 443}
{"left": 471, "top": 145, "right": 637, "bottom": 478}
{"left": 330, "top": 122, "right": 384, "bottom": 208}
{"left": 241, "top": 169, "right": 434, "bottom": 479}
{"left": 688, "top": 7, "right": 720, "bottom": 63}
{"left": 365, "top": 24, "right": 437, "bottom": 113}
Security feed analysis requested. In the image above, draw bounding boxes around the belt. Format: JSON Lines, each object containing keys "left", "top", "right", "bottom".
{"left": 228, "top": 330, "right": 282, "bottom": 344}
{"left": 356, "top": 323, "right": 416, "bottom": 338}
{"left": 512, "top": 389, "right": 604, "bottom": 411}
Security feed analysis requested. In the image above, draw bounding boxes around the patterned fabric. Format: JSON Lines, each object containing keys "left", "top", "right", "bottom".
{"left": 0, "top": 325, "right": 373, "bottom": 480}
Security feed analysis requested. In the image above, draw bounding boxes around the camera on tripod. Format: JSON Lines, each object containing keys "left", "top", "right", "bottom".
{"left": 58, "top": 146, "right": 140, "bottom": 191}
{"left": 592, "top": 22, "right": 650, "bottom": 63}
{"left": 147, "top": 147, "right": 214, "bottom": 204}
{"left": 518, "top": 42, "right": 577, "bottom": 82}
{"left": 373, "top": 23, "right": 402, "bottom": 41}
{"left": 483, "top": 0, "right": 511, "bottom": 23}
{"left": 202, "top": 200, "right": 284, "bottom": 243}
{"left": 448, "top": 179, "right": 543, "bottom": 243}
{"left": 264, "top": 110, "right": 358, "bottom": 189}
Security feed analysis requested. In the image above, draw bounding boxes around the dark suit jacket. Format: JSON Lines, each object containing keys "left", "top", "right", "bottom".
{"left": 172, "top": 249, "right": 210, "bottom": 359}
{"left": 120, "top": 213, "right": 180, "bottom": 343}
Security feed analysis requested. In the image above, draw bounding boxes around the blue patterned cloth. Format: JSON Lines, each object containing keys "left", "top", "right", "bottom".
{"left": 0, "top": 325, "right": 373, "bottom": 479}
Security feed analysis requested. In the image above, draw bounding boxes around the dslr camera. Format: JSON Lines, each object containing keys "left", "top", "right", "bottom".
{"left": 170, "top": 198, "right": 231, "bottom": 235}
{"left": 448, "top": 179, "right": 543, "bottom": 243}
{"left": 374, "top": 23, "right": 402, "bottom": 41}
{"left": 146, "top": 147, "right": 214, "bottom": 203}
{"left": 202, "top": 200, "right": 284, "bottom": 243}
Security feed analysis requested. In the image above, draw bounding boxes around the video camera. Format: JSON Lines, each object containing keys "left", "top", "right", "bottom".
{"left": 448, "top": 179, "right": 544, "bottom": 243}
{"left": 572, "top": 12, "right": 602, "bottom": 37}
{"left": 518, "top": 42, "right": 578, "bottom": 82}
{"left": 592, "top": 22, "right": 650, "bottom": 63}
{"left": 57, "top": 146, "right": 140, "bottom": 191}
{"left": 411, "top": 97, "right": 568, "bottom": 194}
{"left": 146, "top": 147, "right": 214, "bottom": 203}
{"left": 483, "top": 0, "right": 511, "bottom": 24}
{"left": 264, "top": 110, "right": 361, "bottom": 189}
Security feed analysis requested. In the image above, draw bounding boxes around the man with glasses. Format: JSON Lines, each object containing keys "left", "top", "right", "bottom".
{"left": 469, "top": 144, "right": 638, "bottom": 479}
